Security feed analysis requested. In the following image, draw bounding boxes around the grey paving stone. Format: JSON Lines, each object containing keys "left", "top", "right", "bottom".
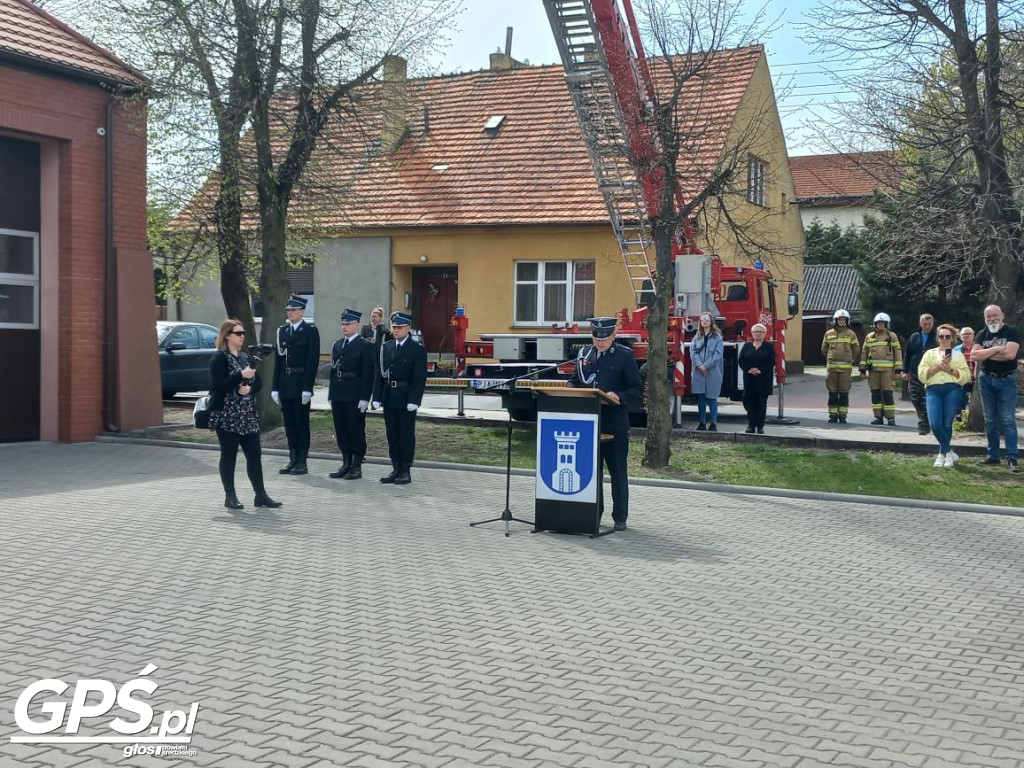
{"left": 2, "top": 442, "right": 1024, "bottom": 768}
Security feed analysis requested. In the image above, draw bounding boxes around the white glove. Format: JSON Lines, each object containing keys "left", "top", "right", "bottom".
{"left": 407, "top": 403, "right": 418, "bottom": 412}
{"left": 271, "top": 391, "right": 280, "bottom": 405}
{"left": 357, "top": 400, "right": 369, "bottom": 413}
{"left": 371, "top": 401, "right": 381, "bottom": 410}
{"left": 301, "top": 391, "right": 313, "bottom": 405}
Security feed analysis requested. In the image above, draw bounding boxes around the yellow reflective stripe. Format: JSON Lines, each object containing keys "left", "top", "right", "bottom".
{"left": 827, "top": 363, "right": 854, "bottom": 369}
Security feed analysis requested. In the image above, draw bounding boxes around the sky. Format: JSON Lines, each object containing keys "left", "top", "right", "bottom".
{"left": 433, "top": 0, "right": 875, "bottom": 156}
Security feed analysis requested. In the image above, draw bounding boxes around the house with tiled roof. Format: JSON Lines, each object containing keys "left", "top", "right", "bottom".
{"left": 171, "top": 44, "right": 806, "bottom": 364}
{"left": 790, "top": 151, "right": 898, "bottom": 230}
{"left": 801, "top": 263, "right": 864, "bottom": 364}
{"left": 0, "top": 0, "right": 161, "bottom": 441}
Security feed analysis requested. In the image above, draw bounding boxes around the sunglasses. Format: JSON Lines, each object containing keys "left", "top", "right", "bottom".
{"left": 229, "top": 330, "right": 245, "bottom": 336}
{"left": 938, "top": 335, "right": 953, "bottom": 340}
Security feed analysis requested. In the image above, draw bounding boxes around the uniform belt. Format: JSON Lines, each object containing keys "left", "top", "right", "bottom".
{"left": 283, "top": 367, "right": 305, "bottom": 374}
{"left": 335, "top": 371, "right": 358, "bottom": 378}
{"left": 983, "top": 370, "right": 1016, "bottom": 379}
{"left": 389, "top": 381, "right": 410, "bottom": 389}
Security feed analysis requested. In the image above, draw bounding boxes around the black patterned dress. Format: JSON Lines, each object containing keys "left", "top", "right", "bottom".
{"left": 209, "top": 353, "right": 260, "bottom": 435}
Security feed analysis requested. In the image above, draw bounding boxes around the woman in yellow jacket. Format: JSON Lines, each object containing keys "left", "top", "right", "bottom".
{"left": 918, "top": 324, "right": 971, "bottom": 468}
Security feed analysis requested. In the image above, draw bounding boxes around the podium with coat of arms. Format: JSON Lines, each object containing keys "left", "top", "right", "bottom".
{"left": 533, "top": 388, "right": 616, "bottom": 537}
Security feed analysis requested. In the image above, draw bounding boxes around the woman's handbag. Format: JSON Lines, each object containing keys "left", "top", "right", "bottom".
{"left": 193, "top": 395, "right": 212, "bottom": 429}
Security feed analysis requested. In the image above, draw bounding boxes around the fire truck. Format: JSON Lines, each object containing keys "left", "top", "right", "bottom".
{"left": 446, "top": 0, "right": 799, "bottom": 422}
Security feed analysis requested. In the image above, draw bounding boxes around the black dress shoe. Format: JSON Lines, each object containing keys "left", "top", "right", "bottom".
{"left": 289, "top": 462, "right": 308, "bottom": 475}
{"left": 279, "top": 461, "right": 296, "bottom": 475}
{"left": 613, "top": 521, "right": 627, "bottom": 531}
{"left": 394, "top": 471, "right": 411, "bottom": 485}
{"left": 380, "top": 470, "right": 398, "bottom": 484}
{"left": 253, "top": 494, "right": 282, "bottom": 508}
{"left": 756, "top": 427, "right": 764, "bottom": 434}
{"left": 744, "top": 426, "right": 755, "bottom": 434}
{"left": 224, "top": 496, "right": 244, "bottom": 510}
{"left": 342, "top": 466, "right": 362, "bottom": 479}
{"left": 329, "top": 466, "right": 349, "bottom": 478}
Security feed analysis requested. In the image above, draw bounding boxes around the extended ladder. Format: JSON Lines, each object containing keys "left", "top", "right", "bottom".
{"left": 543, "top": 0, "right": 656, "bottom": 308}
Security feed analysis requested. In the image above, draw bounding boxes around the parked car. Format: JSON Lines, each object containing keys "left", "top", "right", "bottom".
{"left": 157, "top": 321, "right": 221, "bottom": 399}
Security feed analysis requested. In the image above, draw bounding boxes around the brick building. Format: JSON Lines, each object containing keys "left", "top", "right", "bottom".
{"left": 0, "top": 0, "right": 161, "bottom": 441}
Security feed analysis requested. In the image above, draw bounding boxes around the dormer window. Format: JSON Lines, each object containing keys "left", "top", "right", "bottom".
{"left": 483, "top": 115, "right": 506, "bottom": 137}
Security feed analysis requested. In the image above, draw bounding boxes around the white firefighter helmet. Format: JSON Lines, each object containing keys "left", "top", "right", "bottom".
{"left": 873, "top": 312, "right": 891, "bottom": 325}
{"left": 833, "top": 309, "right": 851, "bottom": 323}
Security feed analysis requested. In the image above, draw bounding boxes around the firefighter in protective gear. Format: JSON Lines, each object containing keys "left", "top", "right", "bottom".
{"left": 821, "top": 309, "right": 860, "bottom": 423}
{"left": 860, "top": 312, "right": 902, "bottom": 426}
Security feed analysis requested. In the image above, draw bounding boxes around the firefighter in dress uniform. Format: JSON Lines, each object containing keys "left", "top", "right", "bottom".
{"left": 371, "top": 311, "right": 427, "bottom": 485}
{"left": 328, "top": 309, "right": 375, "bottom": 480}
{"left": 567, "top": 316, "right": 643, "bottom": 532}
{"left": 271, "top": 295, "right": 321, "bottom": 475}
{"left": 860, "top": 312, "right": 902, "bottom": 426}
{"left": 821, "top": 309, "right": 861, "bottom": 423}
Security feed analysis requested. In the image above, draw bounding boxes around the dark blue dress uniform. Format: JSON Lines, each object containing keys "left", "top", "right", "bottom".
{"left": 567, "top": 317, "right": 643, "bottom": 527}
{"left": 328, "top": 309, "right": 375, "bottom": 479}
{"left": 372, "top": 312, "right": 428, "bottom": 485}
{"left": 272, "top": 296, "right": 321, "bottom": 474}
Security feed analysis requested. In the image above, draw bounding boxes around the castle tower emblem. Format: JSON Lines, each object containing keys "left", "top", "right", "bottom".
{"left": 551, "top": 430, "right": 581, "bottom": 493}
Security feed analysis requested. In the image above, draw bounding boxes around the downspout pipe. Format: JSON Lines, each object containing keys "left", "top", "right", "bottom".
{"left": 103, "top": 96, "right": 119, "bottom": 432}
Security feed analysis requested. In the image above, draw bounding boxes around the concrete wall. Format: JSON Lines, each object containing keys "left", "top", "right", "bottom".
{"left": 309, "top": 236, "right": 391, "bottom": 352}
{"left": 800, "top": 205, "right": 872, "bottom": 231}
{"left": 169, "top": 236, "right": 391, "bottom": 354}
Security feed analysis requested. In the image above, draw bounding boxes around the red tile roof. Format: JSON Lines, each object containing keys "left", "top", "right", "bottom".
{"left": 185, "top": 46, "right": 763, "bottom": 229}
{"left": 0, "top": 0, "right": 146, "bottom": 86}
{"left": 789, "top": 151, "right": 897, "bottom": 202}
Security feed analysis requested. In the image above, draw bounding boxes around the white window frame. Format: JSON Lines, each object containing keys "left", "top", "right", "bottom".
{"left": 514, "top": 259, "right": 595, "bottom": 326}
{"left": 747, "top": 156, "right": 767, "bottom": 207}
{"left": 0, "top": 228, "right": 40, "bottom": 330}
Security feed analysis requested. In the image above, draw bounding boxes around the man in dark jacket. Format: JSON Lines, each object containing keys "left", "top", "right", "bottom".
{"left": 328, "top": 309, "right": 375, "bottom": 480}
{"left": 902, "top": 313, "right": 936, "bottom": 434}
{"left": 272, "top": 295, "right": 321, "bottom": 475}
{"left": 372, "top": 311, "right": 428, "bottom": 485}
{"left": 567, "top": 316, "right": 643, "bottom": 531}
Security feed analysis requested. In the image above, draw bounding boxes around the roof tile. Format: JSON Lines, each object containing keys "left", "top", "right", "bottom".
{"left": 790, "top": 151, "right": 897, "bottom": 202}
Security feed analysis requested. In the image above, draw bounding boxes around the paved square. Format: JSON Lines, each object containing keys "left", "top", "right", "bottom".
{"left": 2, "top": 441, "right": 1024, "bottom": 768}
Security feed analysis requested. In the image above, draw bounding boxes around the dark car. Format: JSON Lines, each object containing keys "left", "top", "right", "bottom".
{"left": 157, "top": 321, "right": 221, "bottom": 399}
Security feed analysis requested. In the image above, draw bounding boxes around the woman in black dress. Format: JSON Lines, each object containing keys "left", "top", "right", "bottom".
{"left": 738, "top": 323, "right": 776, "bottom": 434}
{"left": 208, "top": 319, "right": 281, "bottom": 509}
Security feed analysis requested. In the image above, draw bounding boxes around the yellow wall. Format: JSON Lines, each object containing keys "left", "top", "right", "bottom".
{"left": 700, "top": 50, "right": 806, "bottom": 361}
{"left": 376, "top": 50, "right": 805, "bottom": 363}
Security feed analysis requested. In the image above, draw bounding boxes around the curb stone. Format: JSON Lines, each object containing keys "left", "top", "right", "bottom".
{"left": 94, "top": 435, "right": 1023, "bottom": 518}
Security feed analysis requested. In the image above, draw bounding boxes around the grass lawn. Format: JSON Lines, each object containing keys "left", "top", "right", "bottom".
{"left": 163, "top": 413, "right": 1022, "bottom": 508}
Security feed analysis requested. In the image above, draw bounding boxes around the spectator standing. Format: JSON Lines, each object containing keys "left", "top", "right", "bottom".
{"left": 971, "top": 305, "right": 1020, "bottom": 472}
{"left": 739, "top": 323, "right": 776, "bottom": 434}
{"left": 689, "top": 313, "right": 724, "bottom": 431}
{"left": 954, "top": 326, "right": 976, "bottom": 416}
{"left": 903, "top": 313, "right": 937, "bottom": 435}
{"left": 918, "top": 324, "right": 970, "bottom": 468}
{"left": 362, "top": 306, "right": 392, "bottom": 349}
{"left": 208, "top": 319, "right": 281, "bottom": 509}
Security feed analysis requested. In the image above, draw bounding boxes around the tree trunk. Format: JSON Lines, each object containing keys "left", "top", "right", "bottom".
{"left": 255, "top": 200, "right": 290, "bottom": 431}
{"left": 215, "top": 142, "right": 255, "bottom": 337}
{"left": 642, "top": 222, "right": 676, "bottom": 468}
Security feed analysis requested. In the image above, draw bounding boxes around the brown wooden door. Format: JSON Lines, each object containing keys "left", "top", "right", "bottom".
{"left": 411, "top": 267, "right": 458, "bottom": 354}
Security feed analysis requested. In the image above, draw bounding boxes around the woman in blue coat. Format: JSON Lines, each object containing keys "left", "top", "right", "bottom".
{"left": 688, "top": 313, "right": 724, "bottom": 430}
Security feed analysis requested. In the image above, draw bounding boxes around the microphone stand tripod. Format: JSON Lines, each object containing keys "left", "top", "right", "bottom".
{"left": 469, "top": 358, "right": 577, "bottom": 537}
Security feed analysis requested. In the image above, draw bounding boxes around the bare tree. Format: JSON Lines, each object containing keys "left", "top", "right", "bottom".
{"left": 804, "top": 0, "right": 1024, "bottom": 325}
{"left": 627, "top": 0, "right": 796, "bottom": 467}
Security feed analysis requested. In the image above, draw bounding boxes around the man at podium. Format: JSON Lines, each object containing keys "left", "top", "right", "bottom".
{"left": 567, "top": 317, "right": 643, "bottom": 530}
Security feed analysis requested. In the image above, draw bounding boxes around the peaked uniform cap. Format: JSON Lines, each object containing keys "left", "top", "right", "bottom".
{"left": 390, "top": 311, "right": 412, "bottom": 327}
{"left": 286, "top": 295, "right": 308, "bottom": 309}
{"left": 589, "top": 316, "right": 617, "bottom": 339}
{"left": 340, "top": 308, "right": 362, "bottom": 323}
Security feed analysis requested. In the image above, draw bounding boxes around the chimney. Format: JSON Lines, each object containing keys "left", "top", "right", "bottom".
{"left": 489, "top": 27, "right": 528, "bottom": 71}
{"left": 381, "top": 55, "right": 408, "bottom": 151}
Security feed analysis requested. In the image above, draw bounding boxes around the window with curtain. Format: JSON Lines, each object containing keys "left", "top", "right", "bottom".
{"left": 514, "top": 260, "right": 596, "bottom": 325}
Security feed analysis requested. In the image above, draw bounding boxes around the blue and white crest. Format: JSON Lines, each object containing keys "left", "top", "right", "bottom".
{"left": 536, "top": 413, "right": 598, "bottom": 502}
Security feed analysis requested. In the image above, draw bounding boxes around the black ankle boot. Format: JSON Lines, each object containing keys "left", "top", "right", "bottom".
{"left": 279, "top": 450, "right": 297, "bottom": 474}
{"left": 343, "top": 462, "right": 362, "bottom": 479}
{"left": 290, "top": 459, "right": 308, "bottom": 475}
{"left": 224, "top": 495, "right": 244, "bottom": 510}
{"left": 329, "top": 454, "right": 352, "bottom": 479}
{"left": 380, "top": 469, "right": 398, "bottom": 484}
{"left": 254, "top": 493, "right": 282, "bottom": 508}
